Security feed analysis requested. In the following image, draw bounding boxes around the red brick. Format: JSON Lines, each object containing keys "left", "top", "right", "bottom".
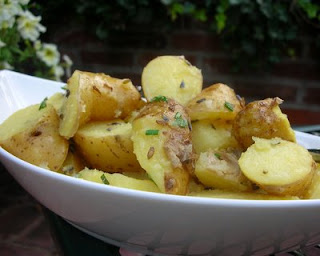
{"left": 53, "top": 28, "right": 102, "bottom": 47}
{"left": 231, "top": 82, "right": 298, "bottom": 102}
{"left": 171, "top": 33, "right": 221, "bottom": 52}
{"left": 281, "top": 108, "right": 320, "bottom": 125}
{"left": 137, "top": 53, "right": 197, "bottom": 69}
{"left": 203, "top": 57, "right": 232, "bottom": 74}
{"left": 272, "top": 61, "right": 320, "bottom": 80}
{"left": 110, "top": 72, "right": 141, "bottom": 87}
{"left": 303, "top": 87, "right": 320, "bottom": 105}
{"left": 81, "top": 51, "right": 134, "bottom": 66}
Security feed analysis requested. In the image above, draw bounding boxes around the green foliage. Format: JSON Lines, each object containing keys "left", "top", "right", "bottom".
{"left": 37, "top": 0, "right": 320, "bottom": 72}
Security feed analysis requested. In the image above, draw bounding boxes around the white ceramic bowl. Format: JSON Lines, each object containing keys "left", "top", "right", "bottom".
{"left": 1, "top": 70, "right": 320, "bottom": 256}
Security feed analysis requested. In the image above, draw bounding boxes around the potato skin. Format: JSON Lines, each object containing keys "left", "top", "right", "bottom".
{"left": 142, "top": 56, "right": 203, "bottom": 106}
{"left": 131, "top": 99, "right": 195, "bottom": 195}
{"left": 239, "top": 137, "right": 316, "bottom": 196}
{"left": 59, "top": 70, "right": 141, "bottom": 138}
{"left": 187, "top": 83, "right": 245, "bottom": 121}
{"left": 74, "top": 120, "right": 142, "bottom": 173}
{"left": 232, "top": 97, "right": 296, "bottom": 148}
{"left": 0, "top": 104, "right": 69, "bottom": 171}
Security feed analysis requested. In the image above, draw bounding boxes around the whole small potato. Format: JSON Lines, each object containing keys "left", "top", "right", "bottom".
{"left": 232, "top": 97, "right": 296, "bottom": 148}
{"left": 187, "top": 83, "right": 245, "bottom": 121}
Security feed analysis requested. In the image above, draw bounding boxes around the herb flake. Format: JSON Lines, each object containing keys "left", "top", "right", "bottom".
{"left": 101, "top": 174, "right": 109, "bottom": 184}
{"left": 145, "top": 129, "right": 159, "bottom": 135}
{"left": 150, "top": 95, "right": 168, "bottom": 103}
{"left": 224, "top": 101, "right": 234, "bottom": 112}
{"left": 173, "top": 112, "right": 188, "bottom": 128}
{"left": 39, "top": 97, "right": 48, "bottom": 110}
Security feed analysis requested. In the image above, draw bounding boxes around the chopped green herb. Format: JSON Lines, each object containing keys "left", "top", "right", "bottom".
{"left": 214, "top": 153, "right": 221, "bottom": 159}
{"left": 173, "top": 112, "right": 188, "bottom": 128}
{"left": 39, "top": 97, "right": 48, "bottom": 110}
{"left": 150, "top": 95, "right": 168, "bottom": 103}
{"left": 145, "top": 129, "right": 159, "bottom": 135}
{"left": 224, "top": 101, "right": 234, "bottom": 112}
{"left": 61, "top": 86, "right": 68, "bottom": 90}
{"left": 101, "top": 174, "right": 109, "bottom": 184}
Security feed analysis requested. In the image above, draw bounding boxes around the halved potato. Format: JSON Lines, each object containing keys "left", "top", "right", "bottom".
{"left": 78, "top": 168, "right": 160, "bottom": 193}
{"left": 232, "top": 97, "right": 296, "bottom": 148}
{"left": 47, "top": 92, "right": 65, "bottom": 112}
{"left": 303, "top": 164, "right": 320, "bottom": 199}
{"left": 0, "top": 104, "right": 68, "bottom": 171}
{"left": 59, "top": 70, "right": 141, "bottom": 139}
{"left": 191, "top": 120, "right": 239, "bottom": 153}
{"left": 187, "top": 83, "right": 244, "bottom": 121}
{"left": 59, "top": 146, "right": 86, "bottom": 176}
{"left": 141, "top": 56, "right": 202, "bottom": 105}
{"left": 74, "top": 120, "right": 142, "bottom": 173}
{"left": 195, "top": 150, "right": 252, "bottom": 192}
{"left": 131, "top": 99, "right": 195, "bottom": 195}
{"left": 239, "top": 137, "right": 316, "bottom": 196}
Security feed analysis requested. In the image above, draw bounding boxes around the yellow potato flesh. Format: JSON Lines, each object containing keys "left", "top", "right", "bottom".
{"left": 74, "top": 120, "right": 142, "bottom": 173}
{"left": 239, "top": 137, "right": 316, "bottom": 196}
{"left": 78, "top": 168, "right": 160, "bottom": 193}
{"left": 142, "top": 56, "right": 202, "bottom": 105}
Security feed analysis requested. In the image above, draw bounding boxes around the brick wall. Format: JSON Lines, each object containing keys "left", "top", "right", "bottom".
{"left": 51, "top": 24, "right": 320, "bottom": 125}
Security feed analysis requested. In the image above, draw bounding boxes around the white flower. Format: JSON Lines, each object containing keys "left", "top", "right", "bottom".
{"left": 0, "top": 0, "right": 23, "bottom": 28}
{"left": 62, "top": 54, "right": 73, "bottom": 77}
{"left": 17, "top": 10, "right": 46, "bottom": 41}
{"left": 37, "top": 43, "right": 60, "bottom": 67}
{"left": 0, "top": 39, "right": 6, "bottom": 48}
{"left": 18, "top": 0, "right": 30, "bottom": 5}
{"left": 51, "top": 65, "right": 64, "bottom": 81}
{"left": 0, "top": 61, "right": 14, "bottom": 70}
{"left": 63, "top": 54, "right": 73, "bottom": 67}
{"left": 33, "top": 40, "right": 41, "bottom": 51}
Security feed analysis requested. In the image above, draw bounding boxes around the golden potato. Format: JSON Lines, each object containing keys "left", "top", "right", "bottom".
{"left": 239, "top": 137, "right": 316, "bottom": 196}
{"left": 187, "top": 83, "right": 244, "bottom": 121}
{"left": 189, "top": 189, "right": 299, "bottom": 200}
{"left": 131, "top": 98, "right": 195, "bottom": 195}
{"left": 59, "top": 146, "right": 86, "bottom": 176}
{"left": 191, "top": 120, "right": 239, "bottom": 153}
{"left": 195, "top": 150, "right": 252, "bottom": 192}
{"left": 74, "top": 120, "right": 142, "bottom": 173}
{"left": 232, "top": 97, "right": 296, "bottom": 148}
{"left": 78, "top": 168, "right": 160, "bottom": 193}
{"left": 0, "top": 104, "right": 68, "bottom": 171}
{"left": 303, "top": 164, "right": 320, "bottom": 199}
{"left": 47, "top": 92, "right": 65, "bottom": 112}
{"left": 59, "top": 70, "right": 141, "bottom": 138}
{"left": 141, "top": 56, "right": 202, "bottom": 105}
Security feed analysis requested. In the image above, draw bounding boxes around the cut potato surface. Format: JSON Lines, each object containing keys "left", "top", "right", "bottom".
{"left": 191, "top": 120, "right": 239, "bottom": 153}
{"left": 232, "top": 97, "right": 296, "bottom": 148}
{"left": 131, "top": 99, "right": 194, "bottom": 195}
{"left": 0, "top": 104, "right": 68, "bottom": 171}
{"left": 239, "top": 137, "right": 316, "bottom": 196}
{"left": 195, "top": 151, "right": 252, "bottom": 192}
{"left": 74, "top": 120, "right": 142, "bottom": 173}
{"left": 59, "top": 70, "right": 141, "bottom": 139}
{"left": 78, "top": 168, "right": 160, "bottom": 193}
{"left": 142, "top": 56, "right": 202, "bottom": 105}
{"left": 187, "top": 83, "right": 244, "bottom": 121}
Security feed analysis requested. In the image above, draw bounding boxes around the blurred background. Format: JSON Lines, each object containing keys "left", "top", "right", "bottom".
{"left": 1, "top": 0, "right": 320, "bottom": 125}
